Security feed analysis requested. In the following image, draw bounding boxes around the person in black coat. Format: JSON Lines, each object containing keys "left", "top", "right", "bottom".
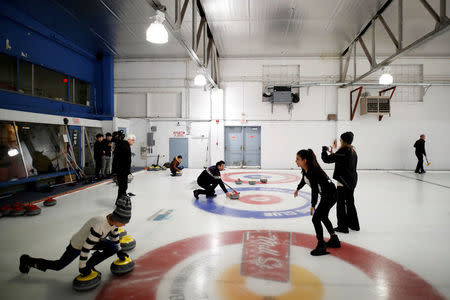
{"left": 295, "top": 149, "right": 340, "bottom": 256}
{"left": 414, "top": 134, "right": 427, "bottom": 174}
{"left": 114, "top": 134, "right": 135, "bottom": 199}
{"left": 193, "top": 161, "right": 230, "bottom": 199}
{"left": 321, "top": 131, "right": 359, "bottom": 233}
{"left": 93, "top": 134, "right": 104, "bottom": 179}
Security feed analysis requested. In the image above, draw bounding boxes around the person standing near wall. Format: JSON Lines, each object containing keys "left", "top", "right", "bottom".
{"left": 114, "top": 134, "right": 135, "bottom": 199}
{"left": 102, "top": 133, "right": 113, "bottom": 177}
{"left": 294, "top": 149, "right": 341, "bottom": 256}
{"left": 414, "top": 134, "right": 427, "bottom": 174}
{"left": 94, "top": 134, "right": 104, "bottom": 179}
{"left": 194, "top": 161, "right": 230, "bottom": 199}
{"left": 321, "top": 132, "right": 359, "bottom": 233}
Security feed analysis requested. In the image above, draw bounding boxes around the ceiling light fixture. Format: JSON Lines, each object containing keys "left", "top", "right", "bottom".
{"left": 146, "top": 11, "right": 168, "bottom": 44}
{"left": 8, "top": 148, "right": 19, "bottom": 157}
{"left": 379, "top": 67, "right": 393, "bottom": 85}
{"left": 194, "top": 73, "right": 207, "bottom": 86}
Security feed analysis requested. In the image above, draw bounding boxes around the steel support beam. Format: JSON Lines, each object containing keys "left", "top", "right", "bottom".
{"left": 419, "top": 0, "right": 441, "bottom": 23}
{"left": 343, "top": 20, "right": 449, "bottom": 87}
{"left": 371, "top": 19, "right": 376, "bottom": 67}
{"left": 340, "top": 44, "right": 352, "bottom": 82}
{"left": 358, "top": 37, "right": 373, "bottom": 65}
{"left": 379, "top": 15, "right": 399, "bottom": 49}
{"left": 175, "top": 0, "right": 190, "bottom": 28}
{"left": 195, "top": 18, "right": 206, "bottom": 51}
{"left": 148, "top": 0, "right": 219, "bottom": 88}
{"left": 398, "top": 0, "right": 403, "bottom": 49}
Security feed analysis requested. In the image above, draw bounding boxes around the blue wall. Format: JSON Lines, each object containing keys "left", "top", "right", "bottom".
{"left": 0, "top": 1, "right": 113, "bottom": 120}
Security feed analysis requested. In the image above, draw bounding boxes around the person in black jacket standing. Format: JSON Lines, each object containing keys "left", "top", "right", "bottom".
{"left": 193, "top": 161, "right": 230, "bottom": 199}
{"left": 114, "top": 134, "right": 135, "bottom": 199}
{"left": 321, "top": 132, "right": 359, "bottom": 233}
{"left": 414, "top": 134, "right": 427, "bottom": 174}
{"left": 295, "top": 149, "right": 340, "bottom": 256}
{"left": 101, "top": 133, "right": 113, "bottom": 177}
{"left": 94, "top": 134, "right": 104, "bottom": 179}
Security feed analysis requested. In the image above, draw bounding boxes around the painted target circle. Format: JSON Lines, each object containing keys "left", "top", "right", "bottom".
{"left": 222, "top": 171, "right": 300, "bottom": 184}
{"left": 96, "top": 231, "right": 445, "bottom": 300}
{"left": 238, "top": 194, "right": 282, "bottom": 205}
{"left": 193, "top": 187, "right": 311, "bottom": 219}
{"left": 242, "top": 174, "right": 272, "bottom": 180}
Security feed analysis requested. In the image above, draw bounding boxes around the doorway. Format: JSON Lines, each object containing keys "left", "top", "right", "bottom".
{"left": 224, "top": 126, "right": 261, "bottom": 167}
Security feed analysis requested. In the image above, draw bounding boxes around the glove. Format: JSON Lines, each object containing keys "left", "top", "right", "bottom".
{"left": 79, "top": 266, "right": 91, "bottom": 276}
{"left": 117, "top": 250, "right": 129, "bottom": 261}
{"left": 322, "top": 146, "right": 329, "bottom": 152}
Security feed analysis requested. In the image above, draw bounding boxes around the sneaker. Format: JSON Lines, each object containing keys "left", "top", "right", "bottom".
{"left": 193, "top": 190, "right": 199, "bottom": 199}
{"left": 326, "top": 235, "right": 341, "bottom": 248}
{"left": 334, "top": 227, "right": 349, "bottom": 234}
{"left": 310, "top": 240, "right": 329, "bottom": 256}
{"left": 349, "top": 226, "right": 360, "bottom": 231}
{"left": 127, "top": 192, "right": 136, "bottom": 197}
{"left": 19, "top": 255, "right": 31, "bottom": 274}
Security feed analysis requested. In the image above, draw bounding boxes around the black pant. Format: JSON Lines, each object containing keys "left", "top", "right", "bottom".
{"left": 117, "top": 173, "right": 128, "bottom": 199}
{"left": 95, "top": 158, "right": 103, "bottom": 177}
{"left": 336, "top": 186, "right": 360, "bottom": 230}
{"left": 197, "top": 178, "right": 218, "bottom": 197}
{"left": 29, "top": 239, "right": 118, "bottom": 272}
{"left": 312, "top": 191, "right": 337, "bottom": 241}
{"left": 415, "top": 153, "right": 424, "bottom": 173}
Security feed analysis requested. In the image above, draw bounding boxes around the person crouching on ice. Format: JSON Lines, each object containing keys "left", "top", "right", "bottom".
{"left": 193, "top": 161, "right": 230, "bottom": 199}
{"left": 19, "top": 196, "right": 132, "bottom": 277}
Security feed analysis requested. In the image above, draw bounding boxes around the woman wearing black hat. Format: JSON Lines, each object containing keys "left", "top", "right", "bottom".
{"left": 321, "top": 132, "right": 359, "bottom": 233}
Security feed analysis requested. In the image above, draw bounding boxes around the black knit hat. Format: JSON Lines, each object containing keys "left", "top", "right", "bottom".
{"left": 340, "top": 131, "right": 354, "bottom": 145}
{"left": 112, "top": 195, "right": 132, "bottom": 224}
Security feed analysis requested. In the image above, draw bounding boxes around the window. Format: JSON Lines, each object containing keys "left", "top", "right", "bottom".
{"left": 71, "top": 78, "right": 90, "bottom": 106}
{"left": 34, "top": 65, "right": 68, "bottom": 101}
{"left": 19, "top": 60, "right": 32, "bottom": 95}
{"left": 0, "top": 52, "right": 91, "bottom": 106}
{"left": 84, "top": 127, "right": 103, "bottom": 175}
{"left": 0, "top": 121, "right": 27, "bottom": 181}
{"left": 17, "top": 123, "right": 67, "bottom": 176}
{"left": 0, "top": 52, "right": 17, "bottom": 92}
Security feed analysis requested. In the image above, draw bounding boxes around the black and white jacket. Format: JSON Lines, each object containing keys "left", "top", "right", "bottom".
{"left": 70, "top": 216, "right": 120, "bottom": 269}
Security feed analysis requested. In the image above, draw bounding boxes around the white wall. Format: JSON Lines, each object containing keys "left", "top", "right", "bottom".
{"left": 115, "top": 57, "right": 450, "bottom": 170}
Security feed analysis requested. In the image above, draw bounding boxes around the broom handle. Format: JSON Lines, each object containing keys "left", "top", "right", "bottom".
{"left": 222, "top": 181, "right": 236, "bottom": 193}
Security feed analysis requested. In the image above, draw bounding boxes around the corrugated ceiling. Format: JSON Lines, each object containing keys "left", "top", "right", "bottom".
{"left": 4, "top": 0, "right": 450, "bottom": 58}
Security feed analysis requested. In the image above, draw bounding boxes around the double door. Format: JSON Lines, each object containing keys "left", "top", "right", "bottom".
{"left": 225, "top": 126, "right": 261, "bottom": 167}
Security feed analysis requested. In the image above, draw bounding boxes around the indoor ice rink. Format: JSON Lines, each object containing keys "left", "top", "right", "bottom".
{"left": 1, "top": 0, "right": 449, "bottom": 300}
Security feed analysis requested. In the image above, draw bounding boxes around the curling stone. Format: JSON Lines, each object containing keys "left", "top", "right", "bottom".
{"left": 1, "top": 205, "right": 12, "bottom": 216}
{"left": 110, "top": 257, "right": 135, "bottom": 275}
{"left": 149, "top": 166, "right": 156, "bottom": 171}
{"left": 260, "top": 177, "right": 268, "bottom": 183}
{"left": 230, "top": 191, "right": 240, "bottom": 200}
{"left": 161, "top": 166, "right": 167, "bottom": 170}
{"left": 120, "top": 235, "right": 136, "bottom": 251}
{"left": 235, "top": 178, "right": 243, "bottom": 185}
{"left": 72, "top": 270, "right": 101, "bottom": 292}
{"left": 43, "top": 198, "right": 57, "bottom": 207}
{"left": 10, "top": 205, "right": 25, "bottom": 217}
{"left": 176, "top": 171, "right": 182, "bottom": 176}
{"left": 248, "top": 179, "right": 256, "bottom": 185}
{"left": 25, "top": 204, "right": 41, "bottom": 216}
{"left": 118, "top": 227, "right": 127, "bottom": 238}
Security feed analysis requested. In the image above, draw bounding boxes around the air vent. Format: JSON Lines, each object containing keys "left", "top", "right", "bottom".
{"left": 360, "top": 96, "right": 390, "bottom": 115}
